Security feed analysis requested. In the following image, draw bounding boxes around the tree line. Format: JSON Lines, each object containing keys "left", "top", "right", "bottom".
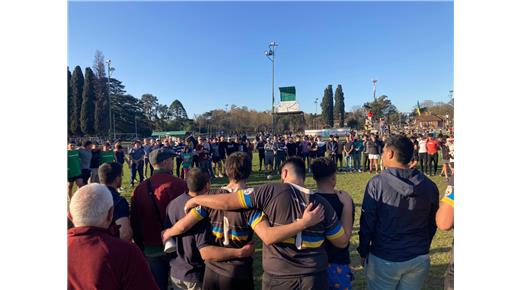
{"left": 68, "top": 51, "right": 453, "bottom": 137}
{"left": 68, "top": 51, "right": 192, "bottom": 138}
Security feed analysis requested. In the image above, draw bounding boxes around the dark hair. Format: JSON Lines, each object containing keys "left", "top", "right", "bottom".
{"left": 280, "top": 156, "right": 306, "bottom": 180}
{"left": 225, "top": 152, "right": 252, "bottom": 181}
{"left": 83, "top": 140, "right": 92, "bottom": 147}
{"left": 310, "top": 157, "right": 336, "bottom": 183}
{"left": 186, "top": 168, "right": 210, "bottom": 193}
{"left": 384, "top": 135, "right": 414, "bottom": 165}
{"left": 98, "top": 162, "right": 123, "bottom": 185}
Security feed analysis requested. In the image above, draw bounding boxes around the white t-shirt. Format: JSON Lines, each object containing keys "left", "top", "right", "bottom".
{"left": 418, "top": 140, "right": 428, "bottom": 153}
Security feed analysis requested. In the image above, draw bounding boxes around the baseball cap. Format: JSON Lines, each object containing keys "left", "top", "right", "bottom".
{"left": 149, "top": 148, "right": 175, "bottom": 165}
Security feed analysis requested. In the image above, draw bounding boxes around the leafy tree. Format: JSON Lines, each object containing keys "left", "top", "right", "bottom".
{"left": 320, "top": 85, "right": 334, "bottom": 128}
{"left": 70, "top": 66, "right": 84, "bottom": 135}
{"left": 93, "top": 51, "right": 109, "bottom": 135}
{"left": 334, "top": 84, "right": 345, "bottom": 127}
{"left": 67, "top": 67, "right": 72, "bottom": 135}
{"left": 170, "top": 99, "right": 188, "bottom": 120}
{"left": 80, "top": 67, "right": 96, "bottom": 135}
{"left": 112, "top": 94, "right": 152, "bottom": 136}
{"left": 140, "top": 94, "right": 159, "bottom": 121}
{"left": 363, "top": 95, "right": 398, "bottom": 120}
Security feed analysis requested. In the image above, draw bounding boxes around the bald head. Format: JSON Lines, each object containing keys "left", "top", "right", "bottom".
{"left": 69, "top": 184, "right": 113, "bottom": 228}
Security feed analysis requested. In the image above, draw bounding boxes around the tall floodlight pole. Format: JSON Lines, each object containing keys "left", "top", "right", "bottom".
{"left": 372, "top": 79, "right": 378, "bottom": 101}
{"left": 106, "top": 59, "right": 114, "bottom": 141}
{"left": 265, "top": 41, "right": 278, "bottom": 134}
{"left": 314, "top": 97, "right": 319, "bottom": 129}
{"left": 134, "top": 115, "right": 138, "bottom": 139}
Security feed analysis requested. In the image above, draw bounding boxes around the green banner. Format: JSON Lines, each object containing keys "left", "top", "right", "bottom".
{"left": 279, "top": 86, "right": 296, "bottom": 102}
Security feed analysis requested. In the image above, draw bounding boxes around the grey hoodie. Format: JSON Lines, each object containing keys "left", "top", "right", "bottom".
{"left": 357, "top": 167, "right": 439, "bottom": 262}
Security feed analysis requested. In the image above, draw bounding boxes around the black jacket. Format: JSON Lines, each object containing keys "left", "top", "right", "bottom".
{"left": 357, "top": 167, "right": 439, "bottom": 262}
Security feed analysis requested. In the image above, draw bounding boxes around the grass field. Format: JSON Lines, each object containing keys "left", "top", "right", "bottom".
{"left": 114, "top": 154, "right": 453, "bottom": 290}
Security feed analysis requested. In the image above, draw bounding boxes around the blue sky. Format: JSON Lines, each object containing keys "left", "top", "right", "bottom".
{"left": 68, "top": 1, "right": 453, "bottom": 118}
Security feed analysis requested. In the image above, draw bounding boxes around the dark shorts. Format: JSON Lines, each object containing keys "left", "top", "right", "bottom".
{"left": 262, "top": 271, "right": 327, "bottom": 290}
{"left": 265, "top": 154, "right": 274, "bottom": 166}
{"left": 81, "top": 169, "right": 91, "bottom": 182}
{"left": 203, "top": 266, "right": 253, "bottom": 290}
{"left": 212, "top": 156, "right": 221, "bottom": 163}
{"left": 68, "top": 175, "right": 82, "bottom": 183}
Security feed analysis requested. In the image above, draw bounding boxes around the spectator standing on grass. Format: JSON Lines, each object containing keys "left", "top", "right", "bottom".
{"left": 256, "top": 136, "right": 266, "bottom": 172}
{"left": 210, "top": 137, "right": 224, "bottom": 178}
{"left": 68, "top": 184, "right": 159, "bottom": 290}
{"left": 79, "top": 141, "right": 93, "bottom": 185}
{"left": 366, "top": 134, "right": 382, "bottom": 174}
{"left": 143, "top": 138, "right": 154, "bottom": 177}
{"left": 335, "top": 136, "right": 345, "bottom": 171}
{"left": 174, "top": 138, "right": 186, "bottom": 178}
{"left": 358, "top": 135, "right": 439, "bottom": 290}
{"left": 183, "top": 157, "right": 349, "bottom": 290}
{"left": 352, "top": 136, "right": 363, "bottom": 173}
{"left": 68, "top": 143, "right": 84, "bottom": 199}
{"left": 343, "top": 135, "right": 353, "bottom": 172}
{"left": 440, "top": 137, "right": 451, "bottom": 179}
{"left": 362, "top": 135, "right": 370, "bottom": 172}
{"left": 311, "top": 157, "right": 355, "bottom": 290}
{"left": 98, "top": 162, "right": 132, "bottom": 241}
{"left": 264, "top": 138, "right": 275, "bottom": 178}
{"left": 89, "top": 142, "right": 101, "bottom": 183}
{"left": 418, "top": 135, "right": 428, "bottom": 173}
{"left": 436, "top": 174, "right": 454, "bottom": 290}
{"left": 426, "top": 133, "right": 440, "bottom": 176}
{"left": 286, "top": 136, "right": 298, "bottom": 157}
{"left": 273, "top": 136, "right": 287, "bottom": 173}
{"left": 181, "top": 146, "right": 194, "bottom": 179}
{"left": 129, "top": 140, "right": 145, "bottom": 187}
{"left": 114, "top": 143, "right": 127, "bottom": 166}
{"left": 130, "top": 148, "right": 188, "bottom": 290}
{"left": 317, "top": 136, "right": 327, "bottom": 158}
{"left": 409, "top": 136, "right": 419, "bottom": 169}
{"left": 326, "top": 135, "right": 337, "bottom": 161}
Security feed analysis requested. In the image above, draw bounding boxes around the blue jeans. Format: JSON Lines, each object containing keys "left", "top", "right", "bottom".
{"left": 345, "top": 155, "right": 353, "bottom": 171}
{"left": 130, "top": 161, "right": 144, "bottom": 186}
{"left": 365, "top": 253, "right": 430, "bottom": 290}
{"left": 146, "top": 254, "right": 171, "bottom": 290}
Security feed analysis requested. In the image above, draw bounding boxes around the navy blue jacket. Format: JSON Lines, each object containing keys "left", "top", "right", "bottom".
{"left": 357, "top": 167, "right": 439, "bottom": 262}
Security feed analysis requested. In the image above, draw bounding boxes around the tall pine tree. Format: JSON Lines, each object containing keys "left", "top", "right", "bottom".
{"left": 320, "top": 85, "right": 334, "bottom": 128}
{"left": 93, "top": 50, "right": 109, "bottom": 136}
{"left": 334, "top": 84, "right": 345, "bottom": 127}
{"left": 80, "top": 67, "right": 96, "bottom": 135}
{"left": 67, "top": 67, "right": 72, "bottom": 135}
{"left": 170, "top": 99, "right": 189, "bottom": 120}
{"left": 70, "top": 66, "right": 84, "bottom": 135}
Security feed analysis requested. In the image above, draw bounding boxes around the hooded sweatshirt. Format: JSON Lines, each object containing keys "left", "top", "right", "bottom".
{"left": 358, "top": 167, "right": 439, "bottom": 262}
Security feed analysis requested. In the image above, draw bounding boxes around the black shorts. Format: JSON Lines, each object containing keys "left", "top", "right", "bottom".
{"left": 212, "top": 156, "right": 221, "bottom": 163}
{"left": 203, "top": 266, "right": 254, "bottom": 290}
{"left": 81, "top": 169, "right": 91, "bottom": 182}
{"left": 262, "top": 271, "right": 327, "bottom": 290}
{"left": 68, "top": 175, "right": 82, "bottom": 183}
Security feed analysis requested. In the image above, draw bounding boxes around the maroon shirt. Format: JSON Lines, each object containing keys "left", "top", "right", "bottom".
{"left": 130, "top": 172, "right": 188, "bottom": 248}
{"left": 68, "top": 226, "right": 159, "bottom": 290}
